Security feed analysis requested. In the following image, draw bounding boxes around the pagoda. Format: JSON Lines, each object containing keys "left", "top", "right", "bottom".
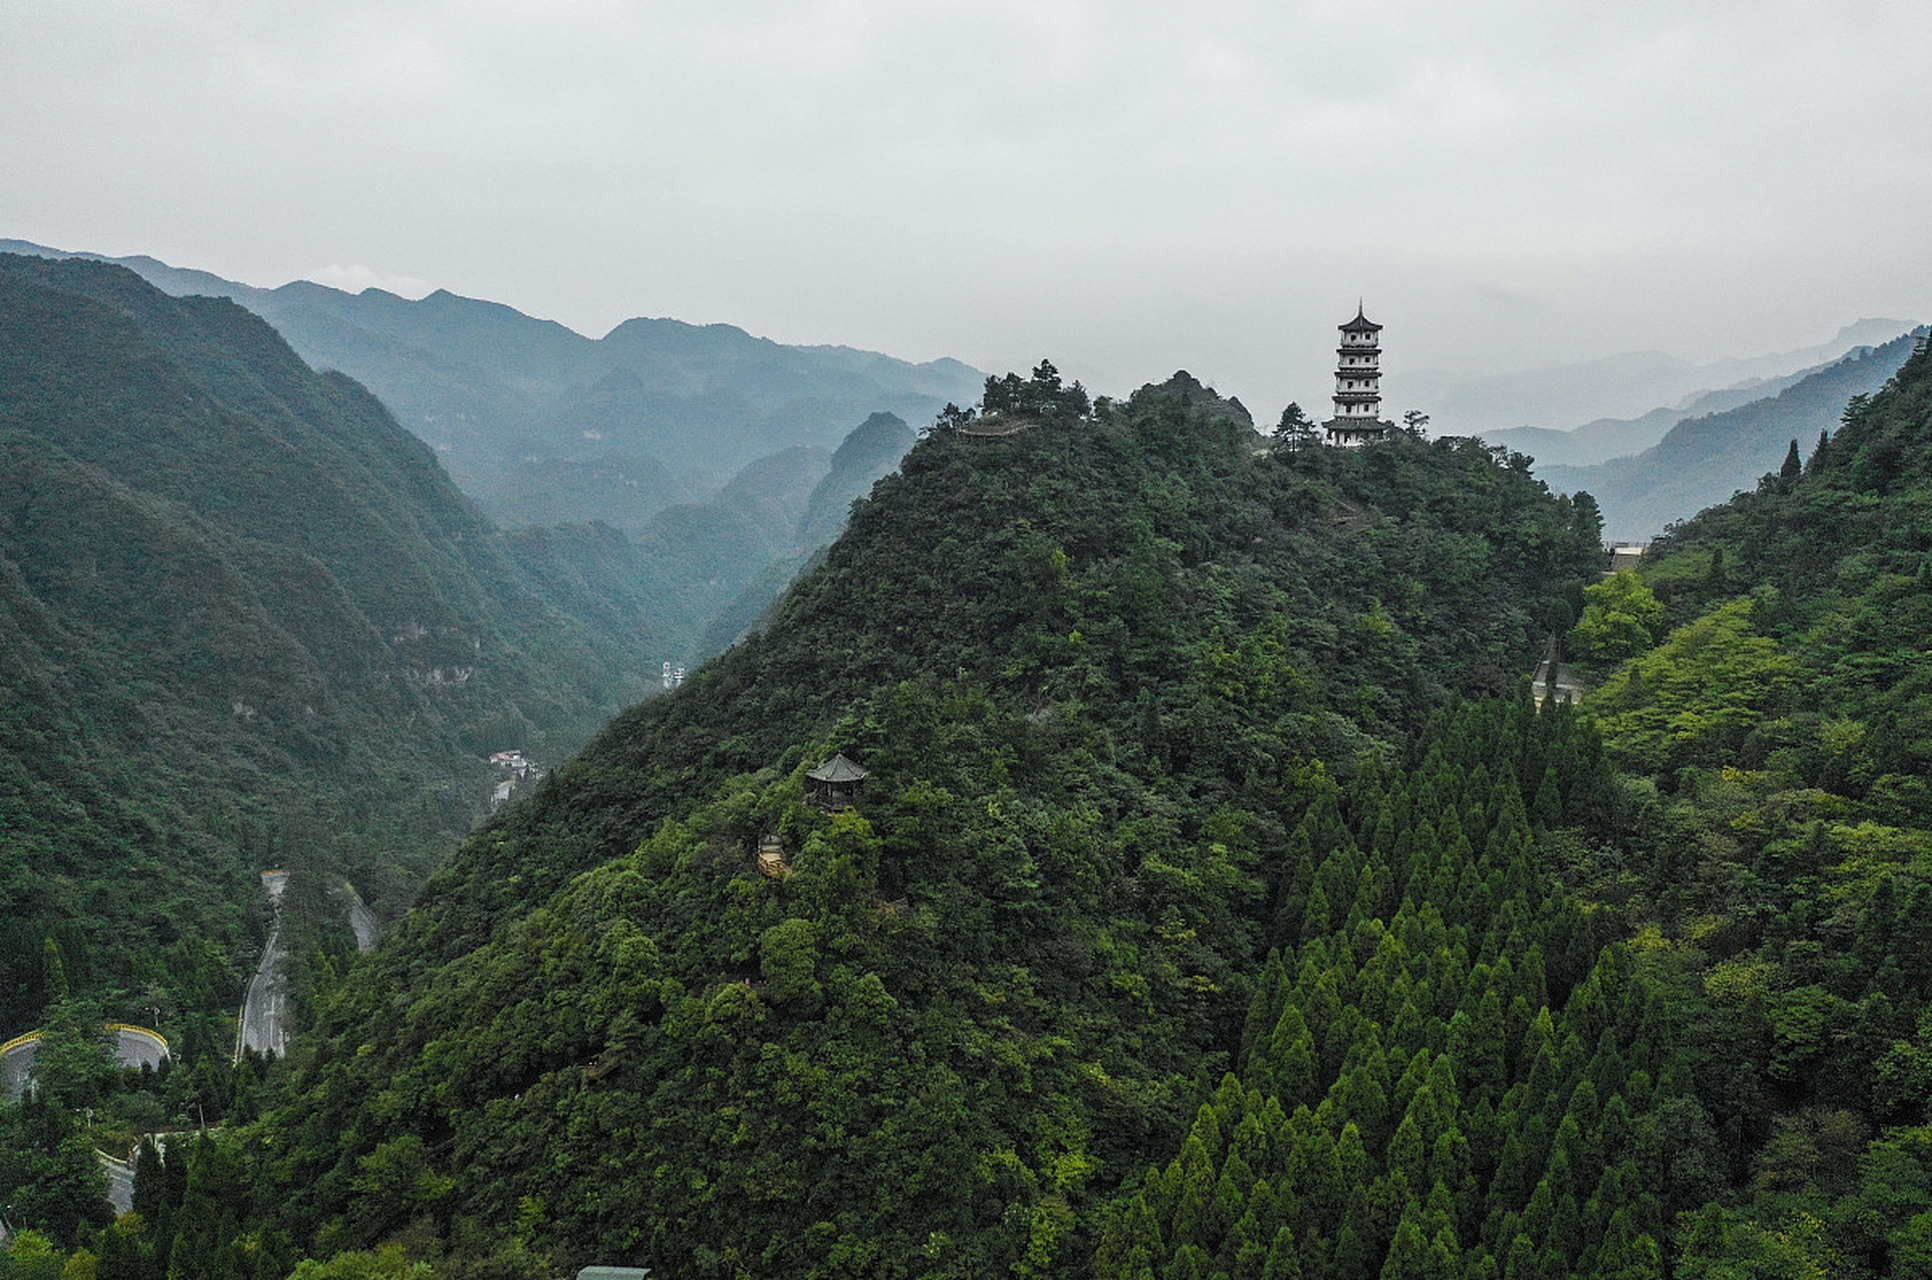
{"left": 1323, "top": 304, "right": 1392, "bottom": 446}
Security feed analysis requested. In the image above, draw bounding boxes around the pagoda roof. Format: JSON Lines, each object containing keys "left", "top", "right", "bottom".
{"left": 807, "top": 753, "right": 868, "bottom": 783}
{"left": 1339, "top": 303, "right": 1383, "bottom": 333}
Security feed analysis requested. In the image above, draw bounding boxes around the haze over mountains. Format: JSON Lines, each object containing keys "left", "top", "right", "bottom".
{"left": 0, "top": 239, "right": 970, "bottom": 672}
{"left": 1387, "top": 318, "right": 1911, "bottom": 442}
{"left": 1535, "top": 331, "right": 1925, "bottom": 541}
{"left": 0, "top": 252, "right": 664, "bottom": 1028}
{"left": 0, "top": 239, "right": 983, "bottom": 529}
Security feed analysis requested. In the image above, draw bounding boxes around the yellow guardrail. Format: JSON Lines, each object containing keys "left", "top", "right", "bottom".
{"left": 105, "top": 1024, "right": 171, "bottom": 1056}
{"left": 3, "top": 1024, "right": 170, "bottom": 1058}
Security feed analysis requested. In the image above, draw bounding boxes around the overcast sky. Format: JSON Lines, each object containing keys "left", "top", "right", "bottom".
{"left": 4, "top": 0, "right": 1930, "bottom": 416}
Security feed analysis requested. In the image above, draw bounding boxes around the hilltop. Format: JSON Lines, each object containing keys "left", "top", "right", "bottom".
{"left": 243, "top": 367, "right": 1603, "bottom": 1275}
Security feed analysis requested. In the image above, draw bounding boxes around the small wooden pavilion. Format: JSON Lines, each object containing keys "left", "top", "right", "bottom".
{"left": 807, "top": 753, "right": 868, "bottom": 809}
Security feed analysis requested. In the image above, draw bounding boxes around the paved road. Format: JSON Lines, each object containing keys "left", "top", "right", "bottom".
{"left": 0, "top": 1040, "right": 32, "bottom": 1100}
{"left": 101, "top": 1150, "right": 135, "bottom": 1214}
{"left": 3, "top": 1028, "right": 169, "bottom": 1101}
{"left": 237, "top": 930, "right": 289, "bottom": 1058}
{"left": 237, "top": 871, "right": 290, "bottom": 1060}
{"left": 341, "top": 882, "right": 378, "bottom": 954}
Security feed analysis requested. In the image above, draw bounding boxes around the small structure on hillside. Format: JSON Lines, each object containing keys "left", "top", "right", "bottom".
{"left": 576, "top": 1267, "right": 651, "bottom": 1280}
{"left": 757, "top": 834, "right": 792, "bottom": 879}
{"left": 807, "top": 753, "right": 868, "bottom": 809}
{"left": 1323, "top": 305, "right": 1394, "bottom": 446}
{"left": 1607, "top": 542, "right": 1646, "bottom": 574}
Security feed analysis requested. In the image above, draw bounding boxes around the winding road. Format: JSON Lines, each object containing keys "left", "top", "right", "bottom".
{"left": 341, "top": 881, "right": 378, "bottom": 954}
{"left": 236, "top": 871, "right": 289, "bottom": 1061}
{"left": 2, "top": 1027, "right": 169, "bottom": 1102}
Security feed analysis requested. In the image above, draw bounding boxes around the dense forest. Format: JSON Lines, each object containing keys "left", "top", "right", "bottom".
{"left": 39, "top": 362, "right": 1601, "bottom": 1277}
{"left": 0, "top": 253, "right": 682, "bottom": 1039}
{"left": 10, "top": 322, "right": 1932, "bottom": 1279}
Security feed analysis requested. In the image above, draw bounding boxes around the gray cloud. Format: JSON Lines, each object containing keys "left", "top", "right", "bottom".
{"left": 4, "top": 0, "right": 1928, "bottom": 422}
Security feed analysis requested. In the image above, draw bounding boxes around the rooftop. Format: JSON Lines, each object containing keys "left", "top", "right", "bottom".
{"left": 1339, "top": 303, "right": 1383, "bottom": 333}
{"left": 806, "top": 753, "right": 868, "bottom": 783}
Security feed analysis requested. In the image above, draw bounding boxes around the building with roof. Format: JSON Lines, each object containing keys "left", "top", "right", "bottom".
{"left": 806, "top": 753, "right": 868, "bottom": 809}
{"left": 1323, "top": 305, "right": 1393, "bottom": 446}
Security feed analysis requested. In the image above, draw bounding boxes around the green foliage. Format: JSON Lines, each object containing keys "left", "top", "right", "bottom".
{"left": 1273, "top": 403, "right": 1320, "bottom": 450}
{"left": 1551, "top": 338, "right": 1932, "bottom": 1274}
{"left": 287, "top": 1245, "right": 439, "bottom": 1278}
{"left": 237, "top": 370, "right": 1601, "bottom": 1275}
{"left": 1592, "top": 599, "right": 1794, "bottom": 773}
{"left": 980, "top": 359, "right": 1092, "bottom": 425}
{"left": 0, "top": 252, "right": 674, "bottom": 1035}
{"left": 1570, "top": 570, "right": 1663, "bottom": 664}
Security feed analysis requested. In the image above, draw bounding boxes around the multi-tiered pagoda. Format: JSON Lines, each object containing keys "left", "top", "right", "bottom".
{"left": 1323, "top": 304, "right": 1392, "bottom": 446}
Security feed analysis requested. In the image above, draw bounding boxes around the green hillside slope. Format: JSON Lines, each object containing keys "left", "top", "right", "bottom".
{"left": 1537, "top": 331, "right": 1921, "bottom": 540}
{"left": 0, "top": 240, "right": 986, "bottom": 527}
{"left": 1541, "top": 333, "right": 1932, "bottom": 1275}
{"left": 243, "top": 368, "right": 1603, "bottom": 1275}
{"left": 0, "top": 254, "right": 657, "bottom": 1033}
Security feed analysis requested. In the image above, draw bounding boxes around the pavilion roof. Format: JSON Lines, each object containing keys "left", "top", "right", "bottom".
{"left": 807, "top": 753, "right": 868, "bottom": 783}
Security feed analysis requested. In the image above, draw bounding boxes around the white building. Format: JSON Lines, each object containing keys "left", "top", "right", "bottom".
{"left": 1323, "top": 305, "right": 1394, "bottom": 446}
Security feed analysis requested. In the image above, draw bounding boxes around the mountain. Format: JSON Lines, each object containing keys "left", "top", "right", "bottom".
{"left": 1535, "top": 331, "right": 1923, "bottom": 540}
{"left": 0, "top": 253, "right": 661, "bottom": 1032}
{"left": 236, "top": 368, "right": 1605, "bottom": 1275}
{"left": 1537, "top": 331, "right": 1932, "bottom": 1273}
{"left": 1472, "top": 362, "right": 1841, "bottom": 468}
{"left": 1388, "top": 318, "right": 1912, "bottom": 438}
{"left": 24, "top": 340, "right": 1932, "bottom": 1277}
{"left": 796, "top": 411, "right": 918, "bottom": 550}
{"left": 494, "top": 411, "right": 918, "bottom": 669}
{"left": 0, "top": 239, "right": 986, "bottom": 524}
{"left": 470, "top": 450, "right": 682, "bottom": 538}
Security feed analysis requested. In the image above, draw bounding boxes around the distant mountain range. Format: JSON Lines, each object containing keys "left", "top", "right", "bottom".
{"left": 0, "top": 252, "right": 669, "bottom": 1024}
{"left": 1386, "top": 318, "right": 1912, "bottom": 441}
{"left": 1, "top": 238, "right": 972, "bottom": 666}
{"left": 0, "top": 239, "right": 984, "bottom": 528}
{"left": 1533, "top": 331, "right": 1925, "bottom": 541}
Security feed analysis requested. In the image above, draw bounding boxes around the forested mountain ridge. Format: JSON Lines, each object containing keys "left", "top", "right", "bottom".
{"left": 1537, "top": 331, "right": 1923, "bottom": 541}
{"left": 1539, "top": 332, "right": 1932, "bottom": 1275}
{"left": 31, "top": 334, "right": 1932, "bottom": 1278}
{"left": 1476, "top": 358, "right": 1853, "bottom": 471}
{"left": 0, "top": 238, "right": 985, "bottom": 525}
{"left": 227, "top": 369, "right": 1611, "bottom": 1276}
{"left": 0, "top": 253, "right": 663, "bottom": 1032}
